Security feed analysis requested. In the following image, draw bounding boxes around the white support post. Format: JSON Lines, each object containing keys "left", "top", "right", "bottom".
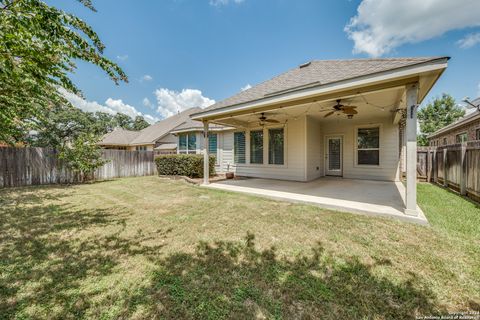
{"left": 405, "top": 84, "right": 418, "bottom": 216}
{"left": 203, "top": 121, "right": 209, "bottom": 185}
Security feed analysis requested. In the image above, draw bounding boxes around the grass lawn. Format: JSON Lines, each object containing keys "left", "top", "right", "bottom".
{"left": 1, "top": 177, "right": 479, "bottom": 319}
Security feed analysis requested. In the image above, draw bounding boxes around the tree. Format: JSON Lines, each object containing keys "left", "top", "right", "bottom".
{"left": 0, "top": 0, "right": 127, "bottom": 144}
{"left": 113, "top": 113, "right": 134, "bottom": 130}
{"left": 417, "top": 94, "right": 465, "bottom": 146}
{"left": 58, "top": 132, "right": 108, "bottom": 181}
{"left": 132, "top": 116, "right": 150, "bottom": 131}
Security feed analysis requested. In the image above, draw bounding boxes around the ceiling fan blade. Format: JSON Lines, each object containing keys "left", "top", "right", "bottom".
{"left": 319, "top": 108, "right": 333, "bottom": 112}
{"left": 341, "top": 105, "right": 358, "bottom": 110}
{"left": 265, "top": 119, "right": 279, "bottom": 123}
{"left": 343, "top": 109, "right": 358, "bottom": 115}
{"left": 324, "top": 111, "right": 335, "bottom": 118}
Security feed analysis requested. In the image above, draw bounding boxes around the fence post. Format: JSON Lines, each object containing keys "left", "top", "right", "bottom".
{"left": 460, "top": 143, "right": 467, "bottom": 196}
{"left": 443, "top": 148, "right": 448, "bottom": 187}
{"left": 426, "top": 148, "right": 431, "bottom": 182}
{"left": 433, "top": 148, "right": 438, "bottom": 183}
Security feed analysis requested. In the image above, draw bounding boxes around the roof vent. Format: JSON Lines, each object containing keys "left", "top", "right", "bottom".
{"left": 299, "top": 61, "right": 311, "bottom": 68}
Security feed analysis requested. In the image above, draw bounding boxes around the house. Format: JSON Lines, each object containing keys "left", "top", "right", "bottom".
{"left": 428, "top": 97, "right": 480, "bottom": 146}
{"left": 98, "top": 108, "right": 201, "bottom": 153}
{"left": 190, "top": 57, "right": 449, "bottom": 219}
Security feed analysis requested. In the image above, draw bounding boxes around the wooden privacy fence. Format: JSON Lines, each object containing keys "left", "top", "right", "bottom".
{"left": 0, "top": 147, "right": 156, "bottom": 188}
{"left": 417, "top": 142, "right": 480, "bottom": 202}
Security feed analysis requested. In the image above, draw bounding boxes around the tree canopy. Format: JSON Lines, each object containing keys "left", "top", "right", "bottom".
{"left": 417, "top": 94, "right": 465, "bottom": 146}
{"left": 0, "top": 0, "right": 127, "bottom": 144}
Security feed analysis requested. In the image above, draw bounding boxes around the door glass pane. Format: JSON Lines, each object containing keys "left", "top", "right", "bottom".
{"left": 328, "top": 139, "right": 341, "bottom": 170}
{"left": 250, "top": 130, "right": 263, "bottom": 164}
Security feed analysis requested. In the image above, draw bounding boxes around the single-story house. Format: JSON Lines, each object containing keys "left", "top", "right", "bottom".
{"left": 428, "top": 97, "right": 480, "bottom": 146}
{"left": 190, "top": 57, "right": 449, "bottom": 218}
{"left": 98, "top": 108, "right": 201, "bottom": 152}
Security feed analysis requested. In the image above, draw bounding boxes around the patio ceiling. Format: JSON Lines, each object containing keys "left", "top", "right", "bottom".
{"left": 210, "top": 85, "right": 406, "bottom": 128}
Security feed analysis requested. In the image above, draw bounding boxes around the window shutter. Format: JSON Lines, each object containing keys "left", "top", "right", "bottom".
{"left": 234, "top": 132, "right": 246, "bottom": 164}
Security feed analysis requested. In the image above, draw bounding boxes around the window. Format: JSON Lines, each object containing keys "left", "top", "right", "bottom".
{"left": 234, "top": 131, "right": 246, "bottom": 164}
{"left": 208, "top": 133, "right": 217, "bottom": 155}
{"left": 178, "top": 133, "right": 197, "bottom": 154}
{"left": 456, "top": 133, "right": 467, "bottom": 143}
{"left": 357, "top": 127, "right": 379, "bottom": 165}
{"left": 136, "top": 146, "right": 147, "bottom": 151}
{"left": 476, "top": 129, "right": 480, "bottom": 140}
{"left": 250, "top": 130, "right": 263, "bottom": 164}
{"left": 268, "top": 128, "right": 284, "bottom": 165}
{"left": 443, "top": 138, "right": 447, "bottom": 145}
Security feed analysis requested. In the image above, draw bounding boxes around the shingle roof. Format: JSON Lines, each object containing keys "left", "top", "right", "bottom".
{"left": 99, "top": 128, "right": 140, "bottom": 146}
{"left": 170, "top": 118, "right": 225, "bottom": 132}
{"left": 154, "top": 143, "right": 177, "bottom": 150}
{"left": 129, "top": 108, "right": 201, "bottom": 145}
{"left": 99, "top": 108, "right": 202, "bottom": 146}
{"left": 195, "top": 57, "right": 446, "bottom": 114}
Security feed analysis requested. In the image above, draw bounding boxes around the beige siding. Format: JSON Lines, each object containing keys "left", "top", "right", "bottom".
{"left": 321, "top": 117, "right": 400, "bottom": 181}
{"left": 306, "top": 116, "right": 323, "bottom": 180}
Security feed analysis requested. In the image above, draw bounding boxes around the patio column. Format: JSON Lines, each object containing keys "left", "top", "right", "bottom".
{"left": 405, "top": 83, "right": 418, "bottom": 216}
{"left": 203, "top": 121, "right": 209, "bottom": 185}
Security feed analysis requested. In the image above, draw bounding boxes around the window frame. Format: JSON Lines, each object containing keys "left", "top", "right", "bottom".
{"left": 249, "top": 129, "right": 264, "bottom": 165}
{"left": 178, "top": 132, "right": 197, "bottom": 154}
{"left": 455, "top": 132, "right": 467, "bottom": 144}
{"left": 233, "top": 131, "right": 246, "bottom": 164}
{"left": 354, "top": 124, "right": 382, "bottom": 167}
{"left": 268, "top": 127, "right": 285, "bottom": 165}
{"left": 476, "top": 128, "right": 480, "bottom": 141}
{"left": 208, "top": 132, "right": 219, "bottom": 164}
{"left": 233, "top": 125, "right": 287, "bottom": 168}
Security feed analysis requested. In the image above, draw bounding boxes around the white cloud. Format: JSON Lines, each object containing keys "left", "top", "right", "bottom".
{"left": 345, "top": 0, "right": 480, "bottom": 57}
{"left": 141, "top": 74, "right": 153, "bottom": 82}
{"left": 60, "top": 88, "right": 159, "bottom": 124}
{"left": 209, "top": 0, "right": 244, "bottom": 6}
{"left": 241, "top": 84, "right": 252, "bottom": 91}
{"left": 116, "top": 54, "right": 129, "bottom": 61}
{"left": 143, "top": 97, "right": 154, "bottom": 109}
{"left": 154, "top": 88, "right": 215, "bottom": 118}
{"left": 457, "top": 32, "right": 480, "bottom": 49}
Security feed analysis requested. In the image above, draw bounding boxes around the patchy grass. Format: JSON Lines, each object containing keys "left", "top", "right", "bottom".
{"left": 0, "top": 177, "right": 479, "bottom": 319}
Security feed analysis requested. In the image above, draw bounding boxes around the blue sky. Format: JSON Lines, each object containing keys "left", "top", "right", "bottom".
{"left": 48, "top": 0, "right": 480, "bottom": 122}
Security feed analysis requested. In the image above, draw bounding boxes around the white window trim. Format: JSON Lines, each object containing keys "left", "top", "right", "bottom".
{"left": 178, "top": 132, "right": 197, "bottom": 154}
{"left": 354, "top": 124, "right": 383, "bottom": 168}
{"left": 234, "top": 124, "right": 288, "bottom": 168}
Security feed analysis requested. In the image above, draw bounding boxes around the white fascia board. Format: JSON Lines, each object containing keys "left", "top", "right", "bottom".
{"left": 192, "top": 60, "right": 448, "bottom": 120}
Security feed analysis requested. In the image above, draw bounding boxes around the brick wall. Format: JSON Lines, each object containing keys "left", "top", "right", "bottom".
{"left": 429, "top": 118, "right": 480, "bottom": 146}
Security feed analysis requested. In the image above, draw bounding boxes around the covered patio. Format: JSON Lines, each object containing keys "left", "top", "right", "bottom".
{"left": 206, "top": 177, "right": 428, "bottom": 225}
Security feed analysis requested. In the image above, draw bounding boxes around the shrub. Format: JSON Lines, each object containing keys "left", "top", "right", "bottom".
{"left": 155, "top": 154, "right": 216, "bottom": 178}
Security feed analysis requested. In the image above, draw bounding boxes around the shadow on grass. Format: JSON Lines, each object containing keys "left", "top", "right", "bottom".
{"left": 0, "top": 188, "right": 165, "bottom": 319}
{"left": 0, "top": 187, "right": 447, "bottom": 319}
{"left": 124, "top": 234, "right": 446, "bottom": 319}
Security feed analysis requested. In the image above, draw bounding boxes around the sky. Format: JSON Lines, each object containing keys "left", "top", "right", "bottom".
{"left": 47, "top": 0, "right": 480, "bottom": 123}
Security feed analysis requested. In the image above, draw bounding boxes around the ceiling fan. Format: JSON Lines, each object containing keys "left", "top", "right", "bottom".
{"left": 258, "top": 112, "right": 279, "bottom": 125}
{"left": 320, "top": 99, "right": 358, "bottom": 119}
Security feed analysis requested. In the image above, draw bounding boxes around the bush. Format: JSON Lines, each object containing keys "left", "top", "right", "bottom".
{"left": 155, "top": 154, "right": 216, "bottom": 178}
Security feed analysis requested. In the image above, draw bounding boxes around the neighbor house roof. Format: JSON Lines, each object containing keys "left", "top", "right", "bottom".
{"left": 192, "top": 57, "right": 448, "bottom": 119}
{"left": 169, "top": 118, "right": 228, "bottom": 134}
{"left": 429, "top": 97, "right": 480, "bottom": 138}
{"left": 99, "top": 108, "right": 201, "bottom": 146}
{"left": 129, "top": 108, "right": 201, "bottom": 145}
{"left": 99, "top": 128, "right": 140, "bottom": 146}
{"left": 154, "top": 143, "right": 177, "bottom": 150}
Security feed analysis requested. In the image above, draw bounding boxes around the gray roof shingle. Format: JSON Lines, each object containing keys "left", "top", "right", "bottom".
{"left": 99, "top": 128, "right": 140, "bottom": 146}
{"left": 195, "top": 57, "right": 446, "bottom": 114}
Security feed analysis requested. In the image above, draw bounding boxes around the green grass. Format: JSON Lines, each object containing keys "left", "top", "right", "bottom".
{"left": 0, "top": 177, "right": 479, "bottom": 319}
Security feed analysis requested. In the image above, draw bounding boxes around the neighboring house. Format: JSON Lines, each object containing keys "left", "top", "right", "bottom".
{"left": 191, "top": 57, "right": 449, "bottom": 217}
{"left": 428, "top": 97, "right": 480, "bottom": 146}
{"left": 98, "top": 108, "right": 201, "bottom": 152}
{"left": 169, "top": 118, "right": 232, "bottom": 170}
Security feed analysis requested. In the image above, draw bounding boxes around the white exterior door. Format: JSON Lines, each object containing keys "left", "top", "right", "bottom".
{"left": 326, "top": 136, "right": 342, "bottom": 176}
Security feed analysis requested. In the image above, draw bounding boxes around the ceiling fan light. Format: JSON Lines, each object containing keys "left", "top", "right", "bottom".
{"left": 347, "top": 114, "right": 353, "bottom": 119}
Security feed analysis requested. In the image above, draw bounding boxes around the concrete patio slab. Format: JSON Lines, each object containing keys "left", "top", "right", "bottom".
{"left": 204, "top": 177, "right": 428, "bottom": 225}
